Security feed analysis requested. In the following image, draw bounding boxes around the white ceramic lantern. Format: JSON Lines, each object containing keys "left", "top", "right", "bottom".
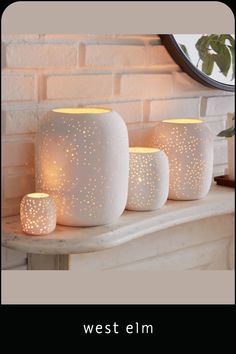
{"left": 20, "top": 193, "right": 56, "bottom": 235}
{"left": 151, "top": 118, "right": 213, "bottom": 200}
{"left": 35, "top": 108, "right": 129, "bottom": 226}
{"left": 126, "top": 147, "right": 169, "bottom": 211}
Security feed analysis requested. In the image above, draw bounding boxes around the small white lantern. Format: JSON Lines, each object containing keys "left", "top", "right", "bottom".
{"left": 151, "top": 118, "right": 214, "bottom": 200}
{"left": 20, "top": 193, "right": 56, "bottom": 235}
{"left": 126, "top": 147, "right": 169, "bottom": 211}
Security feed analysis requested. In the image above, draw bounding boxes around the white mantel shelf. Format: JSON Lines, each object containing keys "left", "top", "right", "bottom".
{"left": 2, "top": 184, "right": 234, "bottom": 256}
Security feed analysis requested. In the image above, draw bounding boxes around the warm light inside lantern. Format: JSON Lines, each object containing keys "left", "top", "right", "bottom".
{"left": 27, "top": 193, "right": 49, "bottom": 199}
{"left": 52, "top": 108, "right": 112, "bottom": 114}
{"left": 20, "top": 193, "right": 56, "bottom": 235}
{"left": 162, "top": 118, "right": 203, "bottom": 124}
{"left": 129, "top": 147, "right": 161, "bottom": 154}
{"left": 127, "top": 146, "right": 169, "bottom": 211}
{"left": 153, "top": 117, "right": 213, "bottom": 200}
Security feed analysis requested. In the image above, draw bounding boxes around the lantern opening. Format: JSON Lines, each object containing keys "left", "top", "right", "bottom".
{"left": 129, "top": 147, "right": 161, "bottom": 153}
{"left": 52, "top": 108, "right": 112, "bottom": 114}
{"left": 27, "top": 193, "right": 49, "bottom": 199}
{"left": 162, "top": 118, "right": 203, "bottom": 124}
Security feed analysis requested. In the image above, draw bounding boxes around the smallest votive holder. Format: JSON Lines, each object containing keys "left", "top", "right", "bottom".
{"left": 126, "top": 147, "right": 169, "bottom": 211}
{"left": 20, "top": 193, "right": 56, "bottom": 235}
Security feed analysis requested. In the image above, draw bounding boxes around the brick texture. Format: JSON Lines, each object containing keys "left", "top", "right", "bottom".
{"left": 146, "top": 45, "right": 176, "bottom": 65}
{"left": 201, "top": 96, "right": 235, "bottom": 116}
{"left": 85, "top": 44, "right": 146, "bottom": 67}
{"left": 120, "top": 73, "right": 173, "bottom": 97}
{"left": 3, "top": 110, "right": 38, "bottom": 135}
{"left": 4, "top": 174, "right": 35, "bottom": 199}
{"left": 213, "top": 140, "right": 228, "bottom": 165}
{"left": 91, "top": 101, "right": 143, "bottom": 123}
{"left": 6, "top": 44, "right": 77, "bottom": 68}
{"left": 149, "top": 97, "right": 200, "bottom": 121}
{"left": 2, "top": 141, "right": 35, "bottom": 167}
{"left": 2, "top": 75, "right": 35, "bottom": 102}
{"left": 46, "top": 74, "right": 112, "bottom": 99}
{"left": 205, "top": 116, "right": 227, "bottom": 137}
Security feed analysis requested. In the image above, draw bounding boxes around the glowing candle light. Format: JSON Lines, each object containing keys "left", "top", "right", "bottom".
{"left": 150, "top": 118, "right": 214, "bottom": 200}
{"left": 126, "top": 147, "right": 169, "bottom": 211}
{"left": 20, "top": 193, "right": 56, "bottom": 235}
{"left": 35, "top": 107, "right": 129, "bottom": 226}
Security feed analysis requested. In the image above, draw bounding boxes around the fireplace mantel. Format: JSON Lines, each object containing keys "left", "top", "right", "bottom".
{"left": 2, "top": 184, "right": 234, "bottom": 270}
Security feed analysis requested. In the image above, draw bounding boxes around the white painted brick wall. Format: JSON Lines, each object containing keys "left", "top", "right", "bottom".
{"left": 85, "top": 44, "right": 147, "bottom": 67}
{"left": 46, "top": 74, "right": 113, "bottom": 99}
{"left": 85, "top": 44, "right": 175, "bottom": 67}
{"left": 213, "top": 140, "right": 228, "bottom": 166}
{"left": 1, "top": 34, "right": 234, "bottom": 269}
{"left": 120, "top": 73, "right": 174, "bottom": 97}
{"left": 91, "top": 101, "right": 143, "bottom": 123}
{"left": 2, "top": 141, "right": 34, "bottom": 167}
{"left": 201, "top": 96, "right": 235, "bottom": 116}
{"left": 204, "top": 116, "right": 226, "bottom": 136}
{"left": 149, "top": 97, "right": 200, "bottom": 120}
{"left": 2, "top": 197, "right": 23, "bottom": 218}
{"left": 5, "top": 44, "right": 78, "bottom": 68}
{"left": 4, "top": 174, "right": 35, "bottom": 199}
{"left": 3, "top": 109, "right": 38, "bottom": 135}
{"left": 146, "top": 45, "right": 176, "bottom": 65}
{"left": 2, "top": 75, "right": 35, "bottom": 101}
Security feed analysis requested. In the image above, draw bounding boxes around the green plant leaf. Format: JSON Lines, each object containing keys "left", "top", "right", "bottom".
{"left": 209, "top": 40, "right": 221, "bottom": 53}
{"left": 179, "top": 44, "right": 190, "bottom": 59}
{"left": 195, "top": 35, "right": 209, "bottom": 60}
{"left": 225, "top": 34, "right": 235, "bottom": 48}
{"left": 218, "top": 34, "right": 228, "bottom": 43}
{"left": 212, "top": 44, "right": 231, "bottom": 76}
{"left": 209, "top": 34, "right": 219, "bottom": 40}
{"left": 195, "top": 34, "right": 234, "bottom": 79}
{"left": 202, "top": 54, "right": 214, "bottom": 75}
{"left": 217, "top": 126, "right": 235, "bottom": 138}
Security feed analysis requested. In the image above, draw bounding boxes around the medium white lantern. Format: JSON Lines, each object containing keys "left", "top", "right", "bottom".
{"left": 151, "top": 118, "right": 214, "bottom": 200}
{"left": 20, "top": 193, "right": 56, "bottom": 235}
{"left": 126, "top": 147, "right": 169, "bottom": 211}
{"left": 35, "top": 108, "right": 129, "bottom": 226}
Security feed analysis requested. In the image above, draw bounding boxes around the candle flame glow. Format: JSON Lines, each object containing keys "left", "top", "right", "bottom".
{"left": 162, "top": 118, "right": 203, "bottom": 124}
{"left": 129, "top": 147, "right": 161, "bottom": 154}
{"left": 27, "top": 193, "right": 49, "bottom": 199}
{"left": 52, "top": 108, "right": 112, "bottom": 114}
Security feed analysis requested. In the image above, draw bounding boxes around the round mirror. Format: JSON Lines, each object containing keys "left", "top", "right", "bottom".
{"left": 160, "top": 34, "right": 235, "bottom": 92}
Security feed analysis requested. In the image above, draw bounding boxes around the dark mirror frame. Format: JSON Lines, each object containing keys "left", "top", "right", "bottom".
{"left": 160, "top": 35, "right": 235, "bottom": 92}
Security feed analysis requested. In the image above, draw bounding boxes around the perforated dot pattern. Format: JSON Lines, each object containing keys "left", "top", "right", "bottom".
{"left": 150, "top": 120, "right": 214, "bottom": 200}
{"left": 126, "top": 148, "right": 169, "bottom": 211}
{"left": 35, "top": 109, "right": 129, "bottom": 226}
{"left": 20, "top": 194, "right": 56, "bottom": 235}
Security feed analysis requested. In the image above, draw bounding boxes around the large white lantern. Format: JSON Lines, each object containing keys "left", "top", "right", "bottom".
{"left": 150, "top": 118, "right": 214, "bottom": 200}
{"left": 35, "top": 108, "right": 129, "bottom": 226}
